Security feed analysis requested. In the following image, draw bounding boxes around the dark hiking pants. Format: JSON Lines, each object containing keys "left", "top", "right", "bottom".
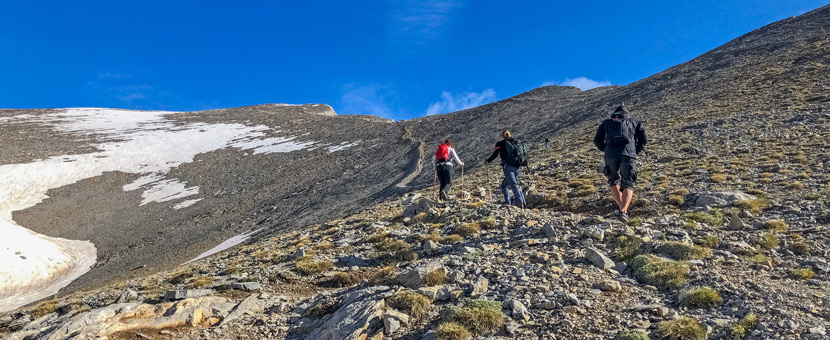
{"left": 501, "top": 164, "right": 526, "bottom": 206}
{"left": 437, "top": 163, "right": 453, "bottom": 199}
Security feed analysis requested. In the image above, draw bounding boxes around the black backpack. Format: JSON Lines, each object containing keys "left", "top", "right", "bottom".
{"left": 605, "top": 113, "right": 635, "bottom": 147}
{"left": 505, "top": 138, "right": 528, "bottom": 166}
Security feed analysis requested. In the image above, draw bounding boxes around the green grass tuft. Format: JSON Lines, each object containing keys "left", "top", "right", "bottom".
{"left": 633, "top": 258, "right": 690, "bottom": 289}
{"left": 295, "top": 256, "right": 334, "bottom": 275}
{"left": 425, "top": 269, "right": 449, "bottom": 286}
{"left": 614, "top": 236, "right": 643, "bottom": 262}
{"left": 660, "top": 242, "right": 711, "bottom": 260}
{"left": 789, "top": 242, "right": 810, "bottom": 255}
{"left": 789, "top": 268, "right": 814, "bottom": 280}
{"left": 388, "top": 291, "right": 431, "bottom": 319}
{"left": 734, "top": 198, "right": 770, "bottom": 214}
{"left": 449, "top": 299, "right": 505, "bottom": 335}
{"left": 758, "top": 233, "right": 779, "bottom": 249}
{"left": 617, "top": 329, "right": 649, "bottom": 340}
{"left": 726, "top": 313, "right": 758, "bottom": 339}
{"left": 435, "top": 322, "right": 472, "bottom": 340}
{"left": 456, "top": 223, "right": 481, "bottom": 237}
{"left": 680, "top": 286, "right": 722, "bottom": 308}
{"left": 656, "top": 317, "right": 707, "bottom": 340}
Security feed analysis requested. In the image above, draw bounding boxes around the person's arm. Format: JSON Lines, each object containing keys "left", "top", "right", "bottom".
{"left": 593, "top": 123, "right": 606, "bottom": 151}
{"left": 485, "top": 144, "right": 500, "bottom": 163}
{"left": 635, "top": 121, "right": 648, "bottom": 155}
{"left": 450, "top": 148, "right": 463, "bottom": 166}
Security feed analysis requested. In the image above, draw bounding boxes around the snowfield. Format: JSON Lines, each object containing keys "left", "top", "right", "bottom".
{"left": 0, "top": 108, "right": 355, "bottom": 312}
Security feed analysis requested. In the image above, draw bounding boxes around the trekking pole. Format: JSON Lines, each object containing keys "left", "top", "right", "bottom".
{"left": 459, "top": 164, "right": 465, "bottom": 200}
{"left": 433, "top": 172, "right": 438, "bottom": 200}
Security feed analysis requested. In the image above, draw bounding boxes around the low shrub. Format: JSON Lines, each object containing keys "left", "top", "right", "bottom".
{"left": 388, "top": 291, "right": 431, "bottom": 319}
{"left": 660, "top": 242, "right": 711, "bottom": 260}
{"left": 448, "top": 299, "right": 504, "bottom": 335}
{"left": 789, "top": 268, "right": 814, "bottom": 280}
{"left": 295, "top": 256, "right": 334, "bottom": 275}
{"left": 435, "top": 322, "right": 471, "bottom": 340}
{"left": 425, "top": 269, "right": 449, "bottom": 286}
{"left": 764, "top": 220, "right": 788, "bottom": 232}
{"left": 758, "top": 233, "right": 779, "bottom": 249}
{"left": 656, "top": 317, "right": 706, "bottom": 340}
{"left": 617, "top": 329, "right": 649, "bottom": 340}
{"left": 789, "top": 242, "right": 810, "bottom": 255}
{"left": 614, "top": 235, "right": 642, "bottom": 262}
{"left": 680, "top": 287, "right": 722, "bottom": 308}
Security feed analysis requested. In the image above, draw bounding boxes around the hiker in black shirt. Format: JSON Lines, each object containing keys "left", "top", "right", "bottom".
{"left": 594, "top": 104, "right": 648, "bottom": 222}
{"left": 485, "top": 130, "right": 526, "bottom": 207}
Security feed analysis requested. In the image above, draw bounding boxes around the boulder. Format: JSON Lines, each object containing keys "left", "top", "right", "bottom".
{"left": 585, "top": 247, "right": 615, "bottom": 270}
{"left": 114, "top": 288, "right": 138, "bottom": 303}
{"left": 469, "top": 277, "right": 489, "bottom": 297}
{"left": 383, "top": 316, "right": 401, "bottom": 334}
{"left": 402, "top": 198, "right": 434, "bottom": 218}
{"left": 300, "top": 288, "right": 386, "bottom": 340}
{"left": 727, "top": 213, "right": 745, "bottom": 230}
{"left": 508, "top": 299, "right": 531, "bottom": 322}
{"left": 396, "top": 262, "right": 443, "bottom": 289}
{"left": 542, "top": 224, "right": 557, "bottom": 239}
{"left": 695, "top": 191, "right": 755, "bottom": 207}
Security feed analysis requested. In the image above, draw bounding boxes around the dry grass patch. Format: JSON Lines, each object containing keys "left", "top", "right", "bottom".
{"left": 656, "top": 317, "right": 706, "bottom": 340}
{"left": 763, "top": 220, "right": 788, "bottom": 232}
{"left": 616, "top": 329, "right": 649, "bottom": 340}
{"left": 456, "top": 223, "right": 480, "bottom": 237}
{"left": 630, "top": 255, "right": 690, "bottom": 289}
{"left": 660, "top": 242, "right": 711, "bottom": 260}
{"left": 789, "top": 242, "right": 810, "bottom": 255}
{"left": 726, "top": 313, "right": 758, "bottom": 339}
{"left": 448, "top": 299, "right": 504, "bottom": 336}
{"left": 425, "top": 269, "right": 449, "bottom": 286}
{"left": 435, "top": 322, "right": 471, "bottom": 340}
{"left": 758, "top": 233, "right": 779, "bottom": 249}
{"left": 388, "top": 291, "right": 431, "bottom": 319}
{"left": 188, "top": 275, "right": 214, "bottom": 288}
{"left": 789, "top": 268, "right": 814, "bottom": 280}
{"left": 295, "top": 256, "right": 334, "bottom": 275}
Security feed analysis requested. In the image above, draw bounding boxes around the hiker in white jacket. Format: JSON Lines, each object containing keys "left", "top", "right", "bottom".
{"left": 433, "top": 139, "right": 463, "bottom": 201}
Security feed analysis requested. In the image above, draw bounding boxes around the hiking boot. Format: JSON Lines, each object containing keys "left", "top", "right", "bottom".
{"left": 617, "top": 211, "right": 629, "bottom": 223}
{"left": 439, "top": 191, "right": 448, "bottom": 201}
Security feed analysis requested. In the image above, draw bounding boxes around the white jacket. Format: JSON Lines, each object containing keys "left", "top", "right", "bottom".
{"left": 433, "top": 147, "right": 463, "bottom": 168}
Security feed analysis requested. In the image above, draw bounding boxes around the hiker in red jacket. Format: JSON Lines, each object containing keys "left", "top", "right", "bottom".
{"left": 433, "top": 139, "right": 464, "bottom": 201}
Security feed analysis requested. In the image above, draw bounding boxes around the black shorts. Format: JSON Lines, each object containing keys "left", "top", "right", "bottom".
{"left": 604, "top": 156, "right": 637, "bottom": 190}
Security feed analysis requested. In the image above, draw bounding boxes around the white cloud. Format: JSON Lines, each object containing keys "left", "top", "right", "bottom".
{"left": 425, "top": 89, "right": 497, "bottom": 116}
{"left": 339, "top": 83, "right": 400, "bottom": 119}
{"left": 542, "top": 77, "right": 611, "bottom": 90}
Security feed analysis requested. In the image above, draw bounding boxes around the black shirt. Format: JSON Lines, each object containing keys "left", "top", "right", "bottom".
{"left": 486, "top": 139, "right": 509, "bottom": 163}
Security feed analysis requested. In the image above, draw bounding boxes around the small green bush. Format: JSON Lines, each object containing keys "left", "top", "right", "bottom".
{"left": 388, "top": 291, "right": 431, "bottom": 319}
{"left": 449, "top": 299, "right": 504, "bottom": 335}
{"left": 614, "top": 235, "right": 642, "bottom": 262}
{"left": 629, "top": 254, "right": 659, "bottom": 271}
{"left": 702, "top": 235, "right": 720, "bottom": 248}
{"left": 660, "top": 242, "right": 711, "bottom": 260}
{"left": 789, "top": 268, "right": 814, "bottom": 280}
{"left": 425, "top": 269, "right": 449, "bottom": 286}
{"left": 617, "top": 329, "right": 649, "bottom": 340}
{"left": 441, "top": 234, "right": 464, "bottom": 244}
{"left": 758, "top": 233, "right": 779, "bottom": 249}
{"left": 680, "top": 287, "right": 722, "bottom": 308}
{"left": 746, "top": 254, "right": 770, "bottom": 264}
{"left": 435, "top": 322, "right": 472, "bottom": 340}
{"left": 683, "top": 210, "right": 723, "bottom": 226}
{"left": 726, "top": 313, "right": 758, "bottom": 339}
{"left": 634, "top": 258, "right": 690, "bottom": 289}
{"left": 789, "top": 242, "right": 810, "bottom": 255}
{"left": 656, "top": 317, "right": 706, "bottom": 340}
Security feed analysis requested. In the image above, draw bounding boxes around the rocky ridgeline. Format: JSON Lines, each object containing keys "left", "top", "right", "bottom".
{"left": 2, "top": 166, "right": 828, "bottom": 340}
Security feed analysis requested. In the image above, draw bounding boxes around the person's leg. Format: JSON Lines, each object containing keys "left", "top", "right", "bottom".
{"left": 510, "top": 166, "right": 526, "bottom": 207}
{"left": 437, "top": 165, "right": 449, "bottom": 200}
{"left": 501, "top": 166, "right": 511, "bottom": 205}
{"left": 610, "top": 185, "right": 623, "bottom": 209}
{"left": 604, "top": 157, "right": 623, "bottom": 211}
{"left": 620, "top": 189, "right": 634, "bottom": 213}
{"left": 504, "top": 165, "right": 524, "bottom": 207}
{"left": 619, "top": 157, "right": 637, "bottom": 213}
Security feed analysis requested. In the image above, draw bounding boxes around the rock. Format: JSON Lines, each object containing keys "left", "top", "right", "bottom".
{"left": 508, "top": 299, "right": 531, "bottom": 322}
{"left": 417, "top": 286, "right": 440, "bottom": 301}
{"left": 164, "top": 289, "right": 214, "bottom": 300}
{"left": 542, "top": 224, "right": 557, "bottom": 238}
{"left": 593, "top": 281, "right": 622, "bottom": 292}
{"left": 396, "top": 262, "right": 444, "bottom": 289}
{"left": 809, "top": 326, "right": 826, "bottom": 335}
{"left": 695, "top": 191, "right": 755, "bottom": 208}
{"left": 114, "top": 288, "right": 138, "bottom": 303}
{"left": 291, "top": 248, "right": 307, "bottom": 260}
{"left": 221, "top": 294, "right": 269, "bottom": 325}
{"left": 383, "top": 316, "right": 401, "bottom": 334}
{"left": 384, "top": 309, "right": 410, "bottom": 325}
{"left": 727, "top": 213, "right": 745, "bottom": 230}
{"left": 469, "top": 277, "right": 489, "bottom": 297}
{"left": 299, "top": 288, "right": 386, "bottom": 340}
{"left": 422, "top": 240, "right": 440, "bottom": 254}
{"left": 403, "top": 198, "right": 434, "bottom": 218}
{"left": 477, "top": 187, "right": 488, "bottom": 197}
{"left": 402, "top": 193, "right": 422, "bottom": 205}
{"left": 584, "top": 225, "right": 605, "bottom": 241}
{"left": 230, "top": 282, "right": 262, "bottom": 291}
{"left": 585, "top": 247, "right": 615, "bottom": 270}
{"left": 421, "top": 330, "right": 437, "bottom": 340}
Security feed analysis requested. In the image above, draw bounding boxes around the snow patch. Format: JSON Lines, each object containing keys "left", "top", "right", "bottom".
{"left": 328, "top": 141, "right": 359, "bottom": 153}
{"left": 184, "top": 228, "right": 263, "bottom": 265}
{"left": 173, "top": 199, "right": 202, "bottom": 210}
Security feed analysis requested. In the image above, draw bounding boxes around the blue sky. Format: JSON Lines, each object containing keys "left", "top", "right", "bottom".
{"left": 0, "top": 1, "right": 826, "bottom": 120}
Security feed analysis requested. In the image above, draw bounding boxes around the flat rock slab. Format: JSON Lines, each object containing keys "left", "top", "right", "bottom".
{"left": 165, "top": 289, "right": 214, "bottom": 300}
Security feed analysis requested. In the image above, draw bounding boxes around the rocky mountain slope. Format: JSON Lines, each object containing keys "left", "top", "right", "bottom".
{"left": 2, "top": 4, "right": 830, "bottom": 340}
